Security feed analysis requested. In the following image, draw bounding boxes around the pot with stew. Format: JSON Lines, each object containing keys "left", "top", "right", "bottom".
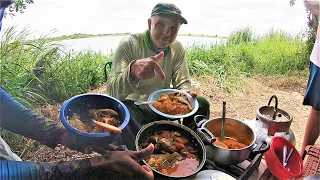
{"left": 195, "top": 115, "right": 270, "bottom": 166}
{"left": 135, "top": 121, "right": 212, "bottom": 178}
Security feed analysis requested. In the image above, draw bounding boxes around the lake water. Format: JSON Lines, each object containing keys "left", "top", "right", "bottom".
{"left": 58, "top": 36, "right": 226, "bottom": 55}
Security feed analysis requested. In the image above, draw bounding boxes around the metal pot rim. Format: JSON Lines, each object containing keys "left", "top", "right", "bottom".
{"left": 201, "top": 117, "right": 257, "bottom": 150}
{"left": 135, "top": 120, "right": 206, "bottom": 178}
{"left": 256, "top": 106, "right": 293, "bottom": 122}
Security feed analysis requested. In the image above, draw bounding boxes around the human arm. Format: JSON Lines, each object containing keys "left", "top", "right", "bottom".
{"left": 0, "top": 88, "right": 64, "bottom": 149}
{"left": 0, "top": 144, "right": 154, "bottom": 180}
{"left": 0, "top": 88, "right": 116, "bottom": 153}
{"left": 106, "top": 38, "right": 165, "bottom": 100}
{"left": 0, "top": 159, "right": 92, "bottom": 180}
{"left": 106, "top": 37, "right": 141, "bottom": 100}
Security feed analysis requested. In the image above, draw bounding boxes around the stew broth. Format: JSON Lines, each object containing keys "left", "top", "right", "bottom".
{"left": 213, "top": 137, "right": 248, "bottom": 149}
{"left": 69, "top": 109, "right": 120, "bottom": 133}
{"left": 140, "top": 130, "right": 200, "bottom": 176}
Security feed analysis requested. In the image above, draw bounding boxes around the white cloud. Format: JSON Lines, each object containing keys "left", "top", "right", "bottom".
{"left": 1, "top": 0, "right": 307, "bottom": 37}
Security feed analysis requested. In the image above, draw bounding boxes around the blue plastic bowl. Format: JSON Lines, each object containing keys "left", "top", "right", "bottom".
{"left": 60, "top": 93, "right": 130, "bottom": 139}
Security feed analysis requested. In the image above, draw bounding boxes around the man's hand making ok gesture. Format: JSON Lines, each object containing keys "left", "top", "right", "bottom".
{"left": 130, "top": 51, "right": 166, "bottom": 81}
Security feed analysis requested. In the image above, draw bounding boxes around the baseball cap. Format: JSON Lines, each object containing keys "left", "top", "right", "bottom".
{"left": 151, "top": 3, "right": 188, "bottom": 24}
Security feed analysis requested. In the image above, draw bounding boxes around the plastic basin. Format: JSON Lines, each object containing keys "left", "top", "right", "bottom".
{"left": 59, "top": 93, "right": 130, "bottom": 143}
{"left": 264, "top": 136, "right": 303, "bottom": 179}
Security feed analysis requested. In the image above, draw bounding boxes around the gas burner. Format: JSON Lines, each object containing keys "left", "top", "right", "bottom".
{"left": 204, "top": 152, "right": 264, "bottom": 180}
{"left": 154, "top": 151, "right": 264, "bottom": 180}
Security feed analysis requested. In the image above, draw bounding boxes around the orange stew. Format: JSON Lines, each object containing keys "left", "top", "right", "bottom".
{"left": 140, "top": 130, "right": 200, "bottom": 176}
{"left": 69, "top": 109, "right": 120, "bottom": 133}
{"left": 213, "top": 137, "right": 248, "bottom": 149}
{"left": 152, "top": 92, "right": 193, "bottom": 115}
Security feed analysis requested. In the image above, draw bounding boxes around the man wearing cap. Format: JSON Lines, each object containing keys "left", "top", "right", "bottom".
{"left": 107, "top": 3, "right": 210, "bottom": 150}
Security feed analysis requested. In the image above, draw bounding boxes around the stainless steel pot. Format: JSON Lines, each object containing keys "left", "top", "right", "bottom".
{"left": 256, "top": 95, "right": 293, "bottom": 136}
{"left": 135, "top": 121, "right": 212, "bottom": 178}
{"left": 195, "top": 115, "right": 270, "bottom": 166}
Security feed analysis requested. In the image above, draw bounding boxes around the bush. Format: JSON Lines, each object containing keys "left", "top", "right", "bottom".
{"left": 186, "top": 28, "right": 309, "bottom": 91}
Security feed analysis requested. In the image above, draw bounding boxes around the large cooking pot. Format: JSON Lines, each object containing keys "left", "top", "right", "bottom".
{"left": 195, "top": 115, "right": 270, "bottom": 166}
{"left": 135, "top": 121, "right": 213, "bottom": 178}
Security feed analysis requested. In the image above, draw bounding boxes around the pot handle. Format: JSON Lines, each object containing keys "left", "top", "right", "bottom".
{"left": 194, "top": 115, "right": 208, "bottom": 127}
{"left": 196, "top": 127, "right": 216, "bottom": 145}
{"left": 268, "top": 95, "right": 278, "bottom": 120}
{"left": 252, "top": 140, "right": 270, "bottom": 154}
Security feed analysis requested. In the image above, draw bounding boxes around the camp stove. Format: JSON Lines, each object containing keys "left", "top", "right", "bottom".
{"left": 154, "top": 150, "right": 265, "bottom": 180}
{"left": 204, "top": 151, "right": 264, "bottom": 180}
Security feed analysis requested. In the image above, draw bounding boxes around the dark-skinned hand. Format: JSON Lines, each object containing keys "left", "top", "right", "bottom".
{"left": 59, "top": 127, "right": 122, "bottom": 154}
{"left": 89, "top": 143, "right": 154, "bottom": 180}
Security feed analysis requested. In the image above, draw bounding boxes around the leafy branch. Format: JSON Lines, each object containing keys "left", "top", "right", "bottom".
{"left": 4, "top": 0, "right": 34, "bottom": 17}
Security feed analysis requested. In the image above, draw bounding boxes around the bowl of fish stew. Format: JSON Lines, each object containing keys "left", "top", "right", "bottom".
{"left": 60, "top": 93, "right": 130, "bottom": 138}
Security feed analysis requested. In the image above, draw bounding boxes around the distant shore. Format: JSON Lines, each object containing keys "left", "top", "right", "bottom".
{"left": 40, "top": 33, "right": 227, "bottom": 42}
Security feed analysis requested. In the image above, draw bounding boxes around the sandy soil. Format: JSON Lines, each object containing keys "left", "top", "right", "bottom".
{"left": 11, "top": 76, "right": 319, "bottom": 162}
{"left": 197, "top": 76, "right": 319, "bottom": 152}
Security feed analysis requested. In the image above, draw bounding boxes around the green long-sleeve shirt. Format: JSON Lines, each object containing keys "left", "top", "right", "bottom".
{"left": 106, "top": 30, "right": 191, "bottom": 102}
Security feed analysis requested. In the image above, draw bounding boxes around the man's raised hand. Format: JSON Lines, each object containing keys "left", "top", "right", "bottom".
{"left": 130, "top": 51, "right": 166, "bottom": 81}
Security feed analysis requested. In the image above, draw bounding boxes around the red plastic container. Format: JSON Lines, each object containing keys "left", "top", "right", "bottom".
{"left": 264, "top": 136, "right": 303, "bottom": 179}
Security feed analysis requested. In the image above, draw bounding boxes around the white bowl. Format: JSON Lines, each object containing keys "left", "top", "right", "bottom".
{"left": 148, "top": 89, "right": 199, "bottom": 119}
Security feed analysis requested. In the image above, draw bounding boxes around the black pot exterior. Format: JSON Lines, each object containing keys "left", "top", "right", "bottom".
{"left": 135, "top": 121, "right": 206, "bottom": 178}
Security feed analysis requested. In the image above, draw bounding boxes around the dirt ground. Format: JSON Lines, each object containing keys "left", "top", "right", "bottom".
{"left": 197, "top": 76, "right": 319, "bottom": 152}
{"left": 14, "top": 76, "right": 319, "bottom": 162}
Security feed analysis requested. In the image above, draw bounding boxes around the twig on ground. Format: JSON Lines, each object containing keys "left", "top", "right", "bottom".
{"left": 20, "top": 139, "right": 34, "bottom": 158}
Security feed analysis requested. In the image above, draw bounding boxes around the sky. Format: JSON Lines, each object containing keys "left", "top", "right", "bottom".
{"left": 1, "top": 0, "right": 308, "bottom": 38}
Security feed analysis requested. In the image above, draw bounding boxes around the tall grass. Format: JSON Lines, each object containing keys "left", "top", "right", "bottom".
{"left": 227, "top": 27, "right": 254, "bottom": 45}
{"left": 1, "top": 26, "right": 113, "bottom": 108}
{"left": 186, "top": 28, "right": 309, "bottom": 91}
{"left": 1, "top": 26, "right": 310, "bottom": 106}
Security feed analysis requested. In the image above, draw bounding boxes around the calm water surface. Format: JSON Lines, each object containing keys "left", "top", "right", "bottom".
{"left": 59, "top": 36, "right": 226, "bottom": 55}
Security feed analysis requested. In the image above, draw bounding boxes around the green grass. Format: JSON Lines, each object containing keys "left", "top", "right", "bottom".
{"left": 1, "top": 26, "right": 310, "bottom": 106}
{"left": 0, "top": 26, "right": 311, "bottom": 155}
{"left": 0, "top": 129, "right": 29, "bottom": 156}
{"left": 1, "top": 26, "right": 113, "bottom": 108}
{"left": 186, "top": 27, "right": 309, "bottom": 91}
